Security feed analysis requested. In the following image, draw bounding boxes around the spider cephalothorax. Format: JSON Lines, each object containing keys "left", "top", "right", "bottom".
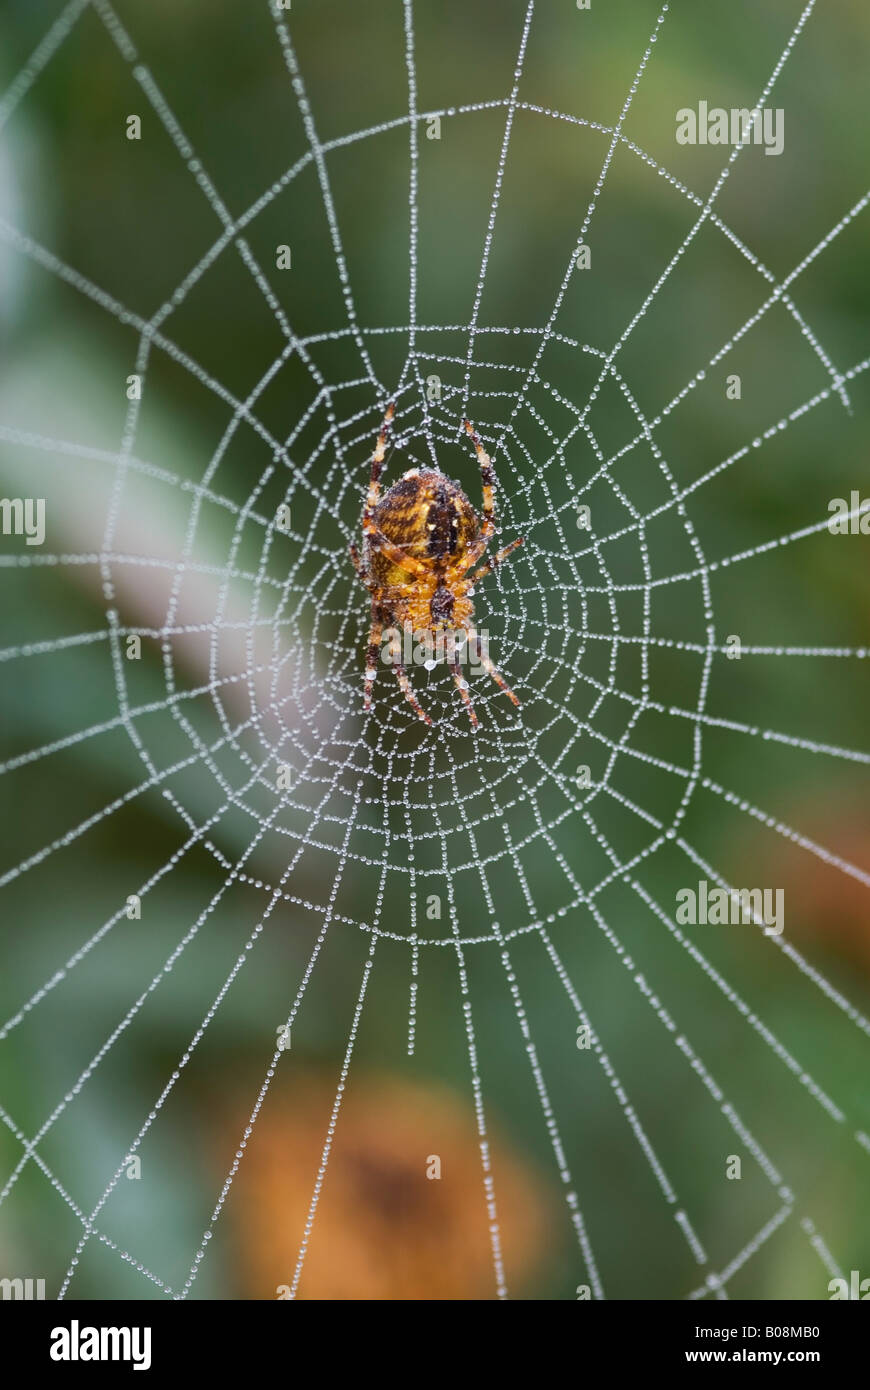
{"left": 349, "top": 404, "right": 524, "bottom": 728}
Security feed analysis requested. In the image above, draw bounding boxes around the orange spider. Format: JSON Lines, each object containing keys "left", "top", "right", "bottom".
{"left": 349, "top": 404, "right": 524, "bottom": 728}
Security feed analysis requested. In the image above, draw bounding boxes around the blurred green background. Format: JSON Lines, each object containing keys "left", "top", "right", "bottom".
{"left": 0, "top": 0, "right": 869, "bottom": 1300}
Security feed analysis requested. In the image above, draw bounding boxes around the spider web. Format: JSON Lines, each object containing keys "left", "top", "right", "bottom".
{"left": 1, "top": 0, "right": 869, "bottom": 1300}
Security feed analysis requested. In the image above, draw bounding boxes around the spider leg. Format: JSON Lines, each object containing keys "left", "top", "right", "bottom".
{"left": 361, "top": 521, "right": 429, "bottom": 579}
{"left": 449, "top": 658, "right": 479, "bottom": 730}
{"left": 463, "top": 419, "right": 496, "bottom": 540}
{"left": 349, "top": 540, "right": 377, "bottom": 592}
{"left": 364, "top": 401, "right": 394, "bottom": 514}
{"left": 363, "top": 610, "right": 384, "bottom": 711}
{"left": 350, "top": 543, "right": 406, "bottom": 605}
{"left": 391, "top": 657, "right": 432, "bottom": 726}
{"left": 467, "top": 623, "right": 520, "bottom": 708}
{"left": 360, "top": 403, "right": 429, "bottom": 580}
{"left": 451, "top": 535, "right": 488, "bottom": 575}
{"left": 470, "top": 535, "right": 524, "bottom": 585}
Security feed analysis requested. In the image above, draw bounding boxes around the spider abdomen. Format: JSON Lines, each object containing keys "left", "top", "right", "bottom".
{"left": 371, "top": 469, "right": 478, "bottom": 572}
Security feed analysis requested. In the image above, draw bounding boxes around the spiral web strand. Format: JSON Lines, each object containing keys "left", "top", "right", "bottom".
{"left": 0, "top": 0, "right": 868, "bottom": 1300}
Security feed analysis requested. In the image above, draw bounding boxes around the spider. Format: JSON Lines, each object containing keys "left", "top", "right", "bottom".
{"left": 349, "top": 403, "right": 524, "bottom": 728}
